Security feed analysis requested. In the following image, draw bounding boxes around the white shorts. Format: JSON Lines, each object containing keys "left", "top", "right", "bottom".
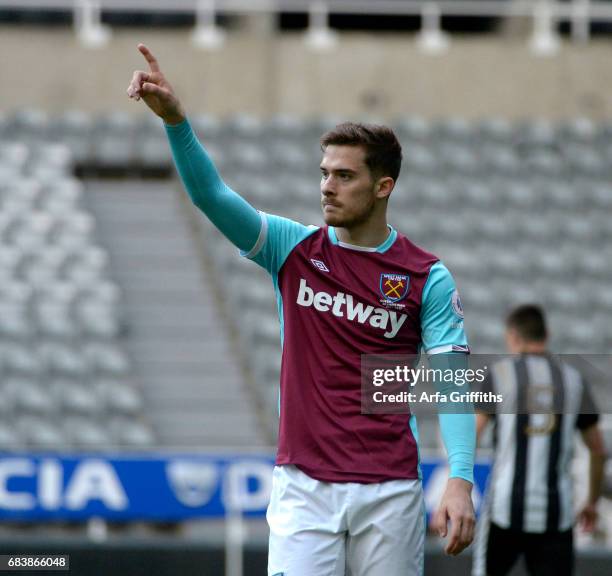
{"left": 267, "top": 465, "right": 425, "bottom": 576}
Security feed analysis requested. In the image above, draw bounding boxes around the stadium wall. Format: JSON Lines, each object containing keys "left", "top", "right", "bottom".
{"left": 2, "top": 27, "right": 612, "bottom": 119}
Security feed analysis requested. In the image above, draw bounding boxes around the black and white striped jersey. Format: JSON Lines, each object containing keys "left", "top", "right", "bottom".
{"left": 478, "top": 353, "right": 598, "bottom": 533}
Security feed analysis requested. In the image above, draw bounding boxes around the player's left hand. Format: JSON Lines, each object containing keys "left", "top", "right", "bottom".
{"left": 431, "top": 477, "right": 475, "bottom": 556}
{"left": 577, "top": 502, "right": 598, "bottom": 533}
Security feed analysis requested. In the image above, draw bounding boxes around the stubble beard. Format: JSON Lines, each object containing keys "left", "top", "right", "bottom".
{"left": 321, "top": 185, "right": 378, "bottom": 229}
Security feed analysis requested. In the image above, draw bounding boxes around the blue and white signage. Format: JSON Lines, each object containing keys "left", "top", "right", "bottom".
{"left": 0, "top": 453, "right": 490, "bottom": 521}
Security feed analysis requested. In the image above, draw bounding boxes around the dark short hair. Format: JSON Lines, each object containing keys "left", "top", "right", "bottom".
{"left": 320, "top": 122, "right": 403, "bottom": 182}
{"left": 506, "top": 304, "right": 548, "bottom": 342}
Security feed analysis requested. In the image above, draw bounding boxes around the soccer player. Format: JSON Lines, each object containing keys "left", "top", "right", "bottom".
{"left": 472, "top": 305, "right": 606, "bottom": 576}
{"left": 127, "top": 43, "right": 476, "bottom": 575}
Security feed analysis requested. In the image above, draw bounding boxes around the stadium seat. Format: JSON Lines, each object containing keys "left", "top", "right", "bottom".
{"left": 55, "top": 380, "right": 102, "bottom": 417}
{"left": 62, "top": 416, "right": 111, "bottom": 449}
{"left": 99, "top": 379, "right": 143, "bottom": 416}
{"left": 476, "top": 117, "right": 514, "bottom": 143}
{"left": 17, "top": 415, "right": 66, "bottom": 449}
{"left": 83, "top": 342, "right": 131, "bottom": 377}
{"left": 39, "top": 342, "right": 90, "bottom": 379}
{"left": 0, "top": 422, "right": 22, "bottom": 450}
{"left": 109, "top": 417, "right": 155, "bottom": 447}
{"left": 7, "top": 376, "right": 57, "bottom": 416}
{"left": 0, "top": 303, "right": 32, "bottom": 341}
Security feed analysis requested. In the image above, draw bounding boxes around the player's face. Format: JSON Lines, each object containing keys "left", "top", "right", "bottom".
{"left": 319, "top": 145, "right": 379, "bottom": 228}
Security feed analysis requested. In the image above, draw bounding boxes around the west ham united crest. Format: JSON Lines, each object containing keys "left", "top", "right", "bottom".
{"left": 380, "top": 273, "right": 410, "bottom": 303}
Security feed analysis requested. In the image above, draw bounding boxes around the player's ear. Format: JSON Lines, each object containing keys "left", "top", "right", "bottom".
{"left": 376, "top": 176, "right": 394, "bottom": 200}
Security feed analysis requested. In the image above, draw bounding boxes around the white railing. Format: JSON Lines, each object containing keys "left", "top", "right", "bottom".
{"left": 0, "top": 1, "right": 609, "bottom": 53}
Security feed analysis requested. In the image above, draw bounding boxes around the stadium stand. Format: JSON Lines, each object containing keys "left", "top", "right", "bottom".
{"left": 0, "top": 136, "right": 158, "bottom": 452}
{"left": 2, "top": 110, "right": 611, "bottom": 453}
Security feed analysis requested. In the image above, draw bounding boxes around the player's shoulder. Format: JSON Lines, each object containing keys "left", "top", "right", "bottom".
{"left": 393, "top": 229, "right": 439, "bottom": 271}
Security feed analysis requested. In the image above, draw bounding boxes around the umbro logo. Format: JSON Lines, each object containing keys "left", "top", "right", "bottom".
{"left": 310, "top": 259, "right": 329, "bottom": 272}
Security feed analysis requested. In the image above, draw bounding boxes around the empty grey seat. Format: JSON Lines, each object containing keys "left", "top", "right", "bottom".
{"left": 83, "top": 342, "right": 131, "bottom": 376}
{"left": 138, "top": 138, "right": 173, "bottom": 169}
{"left": 17, "top": 416, "right": 66, "bottom": 449}
{"left": 559, "top": 117, "right": 597, "bottom": 144}
{"left": 395, "top": 116, "right": 433, "bottom": 142}
{"left": 99, "top": 379, "right": 143, "bottom": 416}
{"left": 1, "top": 344, "right": 43, "bottom": 377}
{"left": 0, "top": 244, "right": 25, "bottom": 280}
{"left": 55, "top": 380, "right": 101, "bottom": 417}
{"left": 480, "top": 145, "right": 521, "bottom": 175}
{"left": 402, "top": 145, "right": 438, "bottom": 174}
{"left": 528, "top": 248, "right": 567, "bottom": 277}
{"left": 267, "top": 114, "right": 309, "bottom": 139}
{"left": 7, "top": 376, "right": 57, "bottom": 416}
{"left": 75, "top": 302, "right": 121, "bottom": 339}
{"left": 0, "top": 422, "right": 22, "bottom": 450}
{"left": 585, "top": 283, "right": 612, "bottom": 312}
{"left": 434, "top": 117, "right": 475, "bottom": 143}
{"left": 498, "top": 180, "right": 537, "bottom": 209}
{"left": 109, "top": 417, "right": 155, "bottom": 447}
{"left": 91, "top": 112, "right": 136, "bottom": 167}
{"left": 460, "top": 283, "right": 499, "bottom": 314}
{"left": 269, "top": 141, "right": 309, "bottom": 172}
{"left": 515, "top": 119, "right": 557, "bottom": 147}
{"left": 0, "top": 304, "right": 32, "bottom": 340}
{"left": 252, "top": 346, "right": 282, "bottom": 391}
{"left": 79, "top": 281, "right": 122, "bottom": 307}
{"left": 0, "top": 142, "right": 30, "bottom": 173}
{"left": 42, "top": 179, "right": 84, "bottom": 212}
{"left": 476, "top": 117, "right": 514, "bottom": 143}
{"left": 579, "top": 252, "right": 612, "bottom": 280}
{"left": 35, "top": 281, "right": 79, "bottom": 308}
{"left": 47, "top": 109, "right": 93, "bottom": 164}
{"left": 35, "top": 302, "right": 78, "bottom": 340}
{"left": 190, "top": 114, "right": 223, "bottom": 142}
{"left": 63, "top": 416, "right": 110, "bottom": 449}
{"left": 39, "top": 342, "right": 89, "bottom": 379}
{"left": 546, "top": 285, "right": 581, "bottom": 310}
{"left": 563, "top": 144, "right": 606, "bottom": 176}
{"left": 225, "top": 114, "right": 266, "bottom": 140}
{"left": 535, "top": 180, "right": 581, "bottom": 211}
{"left": 523, "top": 149, "right": 564, "bottom": 176}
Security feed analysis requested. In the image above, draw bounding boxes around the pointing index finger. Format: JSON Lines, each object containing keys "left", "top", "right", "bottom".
{"left": 138, "top": 43, "right": 160, "bottom": 73}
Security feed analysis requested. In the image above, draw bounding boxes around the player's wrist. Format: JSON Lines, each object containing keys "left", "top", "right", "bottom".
{"left": 447, "top": 477, "right": 473, "bottom": 492}
{"left": 162, "top": 102, "right": 186, "bottom": 126}
{"left": 163, "top": 112, "right": 186, "bottom": 126}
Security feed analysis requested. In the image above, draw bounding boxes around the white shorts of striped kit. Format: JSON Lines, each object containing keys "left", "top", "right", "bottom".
{"left": 267, "top": 465, "right": 425, "bottom": 576}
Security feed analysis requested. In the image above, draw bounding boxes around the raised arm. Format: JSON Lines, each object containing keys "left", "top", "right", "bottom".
{"left": 127, "top": 44, "right": 261, "bottom": 253}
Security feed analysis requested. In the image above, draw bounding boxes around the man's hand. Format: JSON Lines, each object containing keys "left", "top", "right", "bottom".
{"left": 127, "top": 43, "right": 186, "bottom": 126}
{"left": 431, "top": 477, "right": 475, "bottom": 556}
{"left": 577, "top": 502, "right": 598, "bottom": 533}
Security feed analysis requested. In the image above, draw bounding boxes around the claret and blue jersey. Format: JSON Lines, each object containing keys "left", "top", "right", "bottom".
{"left": 244, "top": 213, "right": 470, "bottom": 483}
{"left": 165, "top": 118, "right": 475, "bottom": 487}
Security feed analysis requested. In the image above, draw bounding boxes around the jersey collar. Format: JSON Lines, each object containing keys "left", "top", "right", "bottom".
{"left": 328, "top": 225, "right": 397, "bottom": 254}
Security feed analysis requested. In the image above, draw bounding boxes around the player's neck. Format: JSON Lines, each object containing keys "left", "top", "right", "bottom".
{"left": 516, "top": 342, "right": 548, "bottom": 354}
{"left": 334, "top": 218, "right": 390, "bottom": 248}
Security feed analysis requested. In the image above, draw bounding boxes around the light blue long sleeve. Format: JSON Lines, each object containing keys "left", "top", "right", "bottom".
{"left": 164, "top": 118, "right": 262, "bottom": 252}
{"left": 429, "top": 352, "right": 476, "bottom": 484}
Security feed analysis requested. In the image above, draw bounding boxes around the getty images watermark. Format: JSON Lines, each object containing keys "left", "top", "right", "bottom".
{"left": 361, "top": 354, "right": 609, "bottom": 416}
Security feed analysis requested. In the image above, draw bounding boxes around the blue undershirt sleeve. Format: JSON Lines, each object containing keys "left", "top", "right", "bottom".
{"left": 429, "top": 352, "right": 476, "bottom": 484}
{"left": 422, "top": 262, "right": 474, "bottom": 483}
{"left": 164, "top": 118, "right": 262, "bottom": 253}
